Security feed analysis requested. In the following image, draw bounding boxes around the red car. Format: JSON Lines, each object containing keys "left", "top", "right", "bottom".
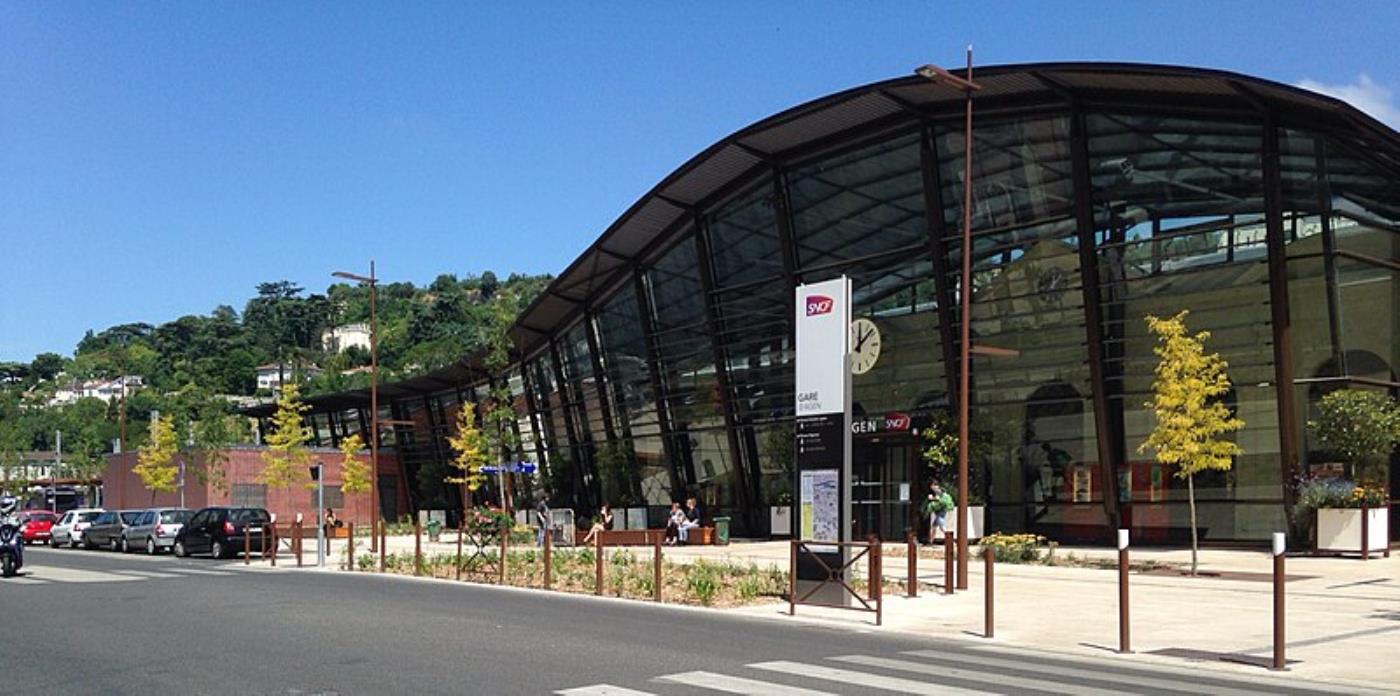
{"left": 18, "top": 511, "right": 59, "bottom": 545}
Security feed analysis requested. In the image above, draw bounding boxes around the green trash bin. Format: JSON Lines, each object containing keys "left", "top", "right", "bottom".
{"left": 426, "top": 519, "right": 442, "bottom": 542}
{"left": 713, "top": 516, "right": 731, "bottom": 546}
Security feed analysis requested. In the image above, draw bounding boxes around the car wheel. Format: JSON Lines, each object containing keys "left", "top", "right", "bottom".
{"left": 211, "top": 540, "right": 225, "bottom": 559}
{"left": 147, "top": 538, "right": 157, "bottom": 555}
{"left": 111, "top": 537, "right": 121, "bottom": 552}
{"left": 121, "top": 537, "right": 131, "bottom": 553}
{"left": 174, "top": 540, "right": 186, "bottom": 558}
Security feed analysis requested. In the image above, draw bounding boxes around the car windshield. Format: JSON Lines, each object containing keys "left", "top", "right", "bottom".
{"left": 233, "top": 509, "right": 271, "bottom": 524}
{"left": 120, "top": 512, "right": 142, "bottom": 524}
{"left": 78, "top": 512, "right": 101, "bottom": 523}
{"left": 161, "top": 510, "right": 191, "bottom": 524}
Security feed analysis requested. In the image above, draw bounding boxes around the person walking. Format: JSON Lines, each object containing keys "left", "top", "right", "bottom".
{"left": 925, "top": 482, "right": 953, "bottom": 545}
{"left": 534, "top": 493, "right": 552, "bottom": 547}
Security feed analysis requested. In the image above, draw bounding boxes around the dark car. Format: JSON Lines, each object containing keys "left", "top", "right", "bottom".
{"left": 17, "top": 511, "right": 58, "bottom": 545}
{"left": 83, "top": 510, "right": 143, "bottom": 551}
{"left": 173, "top": 507, "right": 272, "bottom": 559}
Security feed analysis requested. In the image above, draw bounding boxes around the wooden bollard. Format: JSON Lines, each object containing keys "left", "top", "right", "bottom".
{"left": 269, "top": 524, "right": 277, "bottom": 567}
{"left": 244, "top": 523, "right": 251, "bottom": 565}
{"left": 984, "top": 545, "right": 995, "bottom": 639}
{"left": 907, "top": 530, "right": 918, "bottom": 598}
{"left": 347, "top": 522, "right": 355, "bottom": 571}
{"left": 456, "top": 516, "right": 464, "bottom": 581}
{"left": 294, "top": 521, "right": 303, "bottom": 567}
{"left": 1118, "top": 529, "right": 1131, "bottom": 653}
{"left": 1273, "top": 533, "right": 1287, "bottom": 671}
{"left": 379, "top": 519, "right": 386, "bottom": 572}
{"left": 870, "top": 536, "right": 883, "bottom": 627}
{"left": 543, "top": 529, "right": 553, "bottom": 589}
{"left": 944, "top": 530, "right": 955, "bottom": 595}
{"left": 498, "top": 531, "right": 507, "bottom": 585}
{"left": 788, "top": 539, "right": 797, "bottom": 616}
{"left": 653, "top": 532, "right": 662, "bottom": 602}
{"left": 414, "top": 517, "right": 422, "bottom": 577}
{"left": 594, "top": 535, "right": 604, "bottom": 596}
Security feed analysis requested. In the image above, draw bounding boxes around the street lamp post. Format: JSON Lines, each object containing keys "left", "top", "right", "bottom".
{"left": 333, "top": 262, "right": 380, "bottom": 552}
{"left": 917, "top": 47, "right": 980, "bottom": 589}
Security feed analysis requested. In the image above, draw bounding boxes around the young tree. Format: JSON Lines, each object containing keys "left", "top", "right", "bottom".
{"left": 339, "top": 433, "right": 370, "bottom": 522}
{"left": 446, "top": 402, "right": 489, "bottom": 509}
{"left": 1307, "top": 389, "right": 1400, "bottom": 484}
{"left": 259, "top": 383, "right": 313, "bottom": 492}
{"left": 1138, "top": 311, "right": 1245, "bottom": 576}
{"left": 134, "top": 414, "right": 180, "bottom": 504}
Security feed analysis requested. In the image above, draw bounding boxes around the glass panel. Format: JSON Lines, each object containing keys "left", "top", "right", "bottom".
{"left": 1334, "top": 256, "right": 1399, "bottom": 384}
{"left": 707, "top": 183, "right": 784, "bottom": 288}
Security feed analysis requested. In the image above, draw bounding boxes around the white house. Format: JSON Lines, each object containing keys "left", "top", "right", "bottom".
{"left": 48, "top": 375, "right": 144, "bottom": 406}
{"left": 322, "top": 324, "right": 372, "bottom": 353}
{"left": 255, "top": 363, "right": 323, "bottom": 392}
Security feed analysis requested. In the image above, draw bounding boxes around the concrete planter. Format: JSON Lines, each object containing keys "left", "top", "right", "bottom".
{"left": 770, "top": 506, "right": 792, "bottom": 537}
{"left": 944, "top": 505, "right": 985, "bottom": 541}
{"left": 1316, "top": 507, "right": 1388, "bottom": 558}
{"left": 623, "top": 507, "right": 648, "bottom": 530}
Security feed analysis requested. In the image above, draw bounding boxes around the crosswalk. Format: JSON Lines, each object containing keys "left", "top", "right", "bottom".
{"left": 555, "top": 647, "right": 1351, "bottom": 695}
{"left": 3, "top": 564, "right": 236, "bottom": 586}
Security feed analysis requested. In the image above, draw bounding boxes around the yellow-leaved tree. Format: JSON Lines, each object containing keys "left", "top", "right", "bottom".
{"left": 259, "top": 383, "right": 312, "bottom": 495}
{"left": 134, "top": 414, "right": 180, "bottom": 504}
{"left": 1138, "top": 311, "right": 1245, "bottom": 576}
{"left": 339, "top": 433, "right": 370, "bottom": 523}
{"left": 446, "top": 402, "right": 489, "bottom": 512}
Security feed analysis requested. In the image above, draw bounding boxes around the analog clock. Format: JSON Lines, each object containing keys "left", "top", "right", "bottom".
{"left": 850, "top": 317, "right": 881, "bottom": 375}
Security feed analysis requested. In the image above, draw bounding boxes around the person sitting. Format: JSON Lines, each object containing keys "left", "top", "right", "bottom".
{"left": 664, "top": 502, "right": 685, "bottom": 546}
{"left": 678, "top": 497, "right": 702, "bottom": 545}
{"left": 581, "top": 504, "right": 614, "bottom": 546}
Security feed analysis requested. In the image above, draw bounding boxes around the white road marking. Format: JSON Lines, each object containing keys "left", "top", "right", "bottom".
{"left": 834, "top": 654, "right": 1122, "bottom": 696}
{"left": 555, "top": 685, "right": 656, "bottom": 696}
{"left": 903, "top": 650, "right": 1280, "bottom": 696}
{"left": 658, "top": 670, "right": 835, "bottom": 695}
{"left": 113, "top": 570, "right": 181, "bottom": 579}
{"left": 748, "top": 661, "right": 992, "bottom": 695}
{"left": 4, "top": 576, "right": 49, "bottom": 585}
{"left": 162, "top": 567, "right": 233, "bottom": 576}
{"left": 21, "top": 565, "right": 142, "bottom": 583}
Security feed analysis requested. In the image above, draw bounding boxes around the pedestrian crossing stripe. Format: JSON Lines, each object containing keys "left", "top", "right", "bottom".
{"left": 2, "top": 565, "right": 234, "bottom": 585}
{"left": 555, "top": 685, "right": 655, "bottom": 695}
{"left": 901, "top": 649, "right": 1277, "bottom": 696}
{"left": 748, "top": 661, "right": 984, "bottom": 695}
{"left": 833, "top": 654, "right": 1123, "bottom": 696}
{"left": 656, "top": 670, "right": 834, "bottom": 695}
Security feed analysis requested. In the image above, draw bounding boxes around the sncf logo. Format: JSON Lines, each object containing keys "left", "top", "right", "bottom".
{"left": 806, "top": 295, "right": 834, "bottom": 316}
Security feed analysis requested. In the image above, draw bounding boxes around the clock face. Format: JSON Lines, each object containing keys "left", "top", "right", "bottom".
{"left": 849, "top": 317, "right": 881, "bottom": 375}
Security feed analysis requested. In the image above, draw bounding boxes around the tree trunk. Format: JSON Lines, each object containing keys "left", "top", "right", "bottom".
{"left": 1187, "top": 473, "right": 1199, "bottom": 577}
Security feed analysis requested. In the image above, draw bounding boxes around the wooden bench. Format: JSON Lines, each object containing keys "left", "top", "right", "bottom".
{"left": 588, "top": 527, "right": 715, "bottom": 546}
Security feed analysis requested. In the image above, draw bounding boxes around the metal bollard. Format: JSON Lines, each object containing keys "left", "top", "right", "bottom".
{"left": 414, "top": 517, "right": 422, "bottom": 577}
{"left": 498, "top": 532, "right": 507, "bottom": 585}
{"left": 270, "top": 524, "right": 277, "bottom": 567}
{"left": 543, "top": 529, "right": 553, "bottom": 589}
{"left": 653, "top": 532, "right": 662, "bottom": 602}
{"left": 347, "top": 522, "right": 355, "bottom": 571}
{"left": 594, "top": 535, "right": 604, "bottom": 596}
{"left": 260, "top": 525, "right": 267, "bottom": 562}
{"left": 944, "top": 531, "right": 955, "bottom": 595}
{"left": 907, "top": 530, "right": 918, "bottom": 598}
{"left": 379, "top": 520, "right": 386, "bottom": 573}
{"left": 1273, "top": 532, "right": 1287, "bottom": 671}
{"left": 1118, "top": 529, "right": 1131, "bottom": 653}
{"left": 294, "top": 521, "right": 303, "bottom": 567}
{"left": 788, "top": 539, "right": 797, "bottom": 616}
{"left": 456, "top": 516, "right": 464, "bottom": 581}
{"left": 244, "top": 524, "right": 251, "bottom": 565}
{"left": 870, "top": 536, "right": 883, "bottom": 627}
{"left": 984, "top": 545, "right": 995, "bottom": 639}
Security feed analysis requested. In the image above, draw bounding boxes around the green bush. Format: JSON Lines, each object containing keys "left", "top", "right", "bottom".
{"left": 978, "top": 533, "right": 1044, "bottom": 563}
{"left": 687, "top": 561, "right": 720, "bottom": 605}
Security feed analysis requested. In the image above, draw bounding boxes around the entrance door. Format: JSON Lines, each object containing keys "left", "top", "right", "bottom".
{"left": 852, "top": 439, "right": 914, "bottom": 540}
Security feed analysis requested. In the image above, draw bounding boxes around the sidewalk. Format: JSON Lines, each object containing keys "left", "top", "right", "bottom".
{"left": 270, "top": 533, "right": 1400, "bottom": 691}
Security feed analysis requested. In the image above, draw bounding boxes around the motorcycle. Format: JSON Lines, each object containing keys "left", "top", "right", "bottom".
{"left": 1, "top": 520, "right": 22, "bottom": 578}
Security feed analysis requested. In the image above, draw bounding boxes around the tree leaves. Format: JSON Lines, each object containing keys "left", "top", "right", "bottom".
{"left": 134, "top": 414, "right": 180, "bottom": 500}
{"left": 1138, "top": 310, "right": 1245, "bottom": 478}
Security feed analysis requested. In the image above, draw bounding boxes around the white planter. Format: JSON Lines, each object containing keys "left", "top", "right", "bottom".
{"left": 770, "top": 506, "right": 792, "bottom": 537}
{"left": 1317, "top": 507, "right": 1388, "bottom": 556}
{"left": 943, "top": 505, "right": 985, "bottom": 541}
{"left": 624, "top": 507, "right": 648, "bottom": 530}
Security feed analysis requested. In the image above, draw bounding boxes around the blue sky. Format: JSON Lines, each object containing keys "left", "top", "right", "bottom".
{"left": 2, "top": 2, "right": 1397, "bottom": 361}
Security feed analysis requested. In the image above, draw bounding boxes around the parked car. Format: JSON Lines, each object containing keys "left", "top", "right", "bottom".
{"left": 17, "top": 510, "right": 59, "bottom": 545}
{"left": 174, "top": 507, "right": 272, "bottom": 559}
{"left": 51, "top": 508, "right": 104, "bottom": 548}
{"left": 83, "top": 510, "right": 143, "bottom": 551}
{"left": 123, "top": 508, "right": 193, "bottom": 554}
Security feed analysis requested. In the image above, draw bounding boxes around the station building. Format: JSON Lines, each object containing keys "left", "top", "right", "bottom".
{"left": 255, "top": 63, "right": 1399, "bottom": 545}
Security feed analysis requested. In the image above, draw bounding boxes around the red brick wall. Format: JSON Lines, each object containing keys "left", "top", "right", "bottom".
{"left": 103, "top": 447, "right": 406, "bottom": 525}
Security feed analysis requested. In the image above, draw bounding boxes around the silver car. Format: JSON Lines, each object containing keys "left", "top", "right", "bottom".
{"left": 123, "top": 508, "right": 193, "bottom": 554}
{"left": 51, "top": 508, "right": 104, "bottom": 548}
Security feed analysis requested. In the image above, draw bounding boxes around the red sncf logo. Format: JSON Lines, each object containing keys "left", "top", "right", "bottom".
{"left": 806, "top": 295, "right": 834, "bottom": 316}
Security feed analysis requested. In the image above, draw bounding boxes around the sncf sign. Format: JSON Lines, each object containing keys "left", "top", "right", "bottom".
{"left": 806, "top": 295, "right": 834, "bottom": 316}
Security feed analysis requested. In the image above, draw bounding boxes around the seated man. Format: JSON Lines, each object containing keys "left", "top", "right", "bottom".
{"left": 678, "top": 497, "right": 702, "bottom": 545}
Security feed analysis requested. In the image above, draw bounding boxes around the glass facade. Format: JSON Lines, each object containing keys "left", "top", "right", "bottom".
{"left": 277, "top": 67, "right": 1399, "bottom": 543}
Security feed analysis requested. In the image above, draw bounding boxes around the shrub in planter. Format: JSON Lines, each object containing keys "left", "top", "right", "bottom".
{"left": 977, "top": 533, "right": 1044, "bottom": 563}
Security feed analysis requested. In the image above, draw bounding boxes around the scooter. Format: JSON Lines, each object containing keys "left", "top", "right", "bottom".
{"left": 0, "top": 521, "right": 22, "bottom": 578}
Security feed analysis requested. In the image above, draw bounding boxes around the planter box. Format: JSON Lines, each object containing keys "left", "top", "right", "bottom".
{"left": 770, "top": 506, "right": 791, "bottom": 537}
{"left": 942, "top": 505, "right": 985, "bottom": 542}
{"left": 1317, "top": 507, "right": 1389, "bottom": 558}
{"left": 623, "top": 507, "right": 648, "bottom": 531}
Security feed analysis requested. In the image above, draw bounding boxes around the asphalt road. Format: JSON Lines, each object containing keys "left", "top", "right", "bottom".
{"left": 0, "top": 545, "right": 1377, "bottom": 695}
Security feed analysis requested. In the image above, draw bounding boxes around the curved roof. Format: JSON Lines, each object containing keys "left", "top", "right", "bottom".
{"left": 509, "top": 61, "right": 1400, "bottom": 354}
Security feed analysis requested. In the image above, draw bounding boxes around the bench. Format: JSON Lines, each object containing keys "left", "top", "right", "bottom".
{"left": 587, "top": 527, "right": 714, "bottom": 546}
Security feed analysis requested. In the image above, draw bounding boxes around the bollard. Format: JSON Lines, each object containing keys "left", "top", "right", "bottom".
{"left": 1273, "top": 532, "right": 1287, "bottom": 671}
{"left": 1361, "top": 504, "right": 1369, "bottom": 560}
{"left": 788, "top": 539, "right": 797, "bottom": 616}
{"left": 270, "top": 524, "right": 277, "bottom": 567}
{"left": 653, "top": 532, "right": 662, "bottom": 602}
{"left": 594, "top": 535, "right": 604, "bottom": 596}
{"left": 944, "top": 531, "right": 955, "bottom": 595}
{"left": 907, "top": 530, "right": 918, "bottom": 598}
{"left": 244, "top": 524, "right": 251, "bottom": 565}
{"left": 347, "top": 522, "right": 355, "bottom": 571}
{"left": 294, "top": 521, "right": 303, "bottom": 567}
{"left": 1118, "top": 529, "right": 1131, "bottom": 653}
{"left": 870, "top": 536, "right": 883, "bottom": 627}
{"left": 414, "top": 517, "right": 422, "bottom": 577}
{"left": 984, "top": 545, "right": 995, "bottom": 639}
{"left": 260, "top": 524, "right": 267, "bottom": 562}
{"left": 499, "top": 532, "right": 507, "bottom": 585}
{"left": 456, "top": 517, "right": 464, "bottom": 581}
{"left": 379, "top": 519, "right": 386, "bottom": 572}
{"left": 543, "top": 529, "right": 553, "bottom": 589}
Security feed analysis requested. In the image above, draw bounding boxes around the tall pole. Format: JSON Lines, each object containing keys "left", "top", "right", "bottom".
{"left": 956, "top": 45, "right": 974, "bottom": 590}
{"left": 118, "top": 346, "right": 128, "bottom": 509}
{"left": 369, "top": 260, "right": 380, "bottom": 552}
{"left": 54, "top": 430, "right": 62, "bottom": 513}
{"left": 317, "top": 462, "right": 326, "bottom": 567}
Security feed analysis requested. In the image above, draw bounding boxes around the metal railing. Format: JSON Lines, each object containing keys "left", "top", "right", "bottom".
{"left": 788, "top": 538, "right": 882, "bottom": 626}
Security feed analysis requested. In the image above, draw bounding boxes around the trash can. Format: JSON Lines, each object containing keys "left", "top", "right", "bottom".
{"left": 713, "top": 516, "right": 731, "bottom": 546}
{"left": 426, "top": 520, "right": 442, "bottom": 542}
